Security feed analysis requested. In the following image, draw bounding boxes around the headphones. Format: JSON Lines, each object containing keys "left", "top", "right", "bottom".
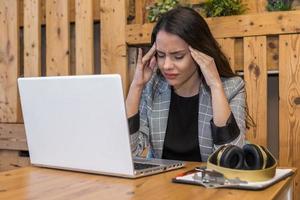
{"left": 207, "top": 144, "right": 277, "bottom": 182}
{"left": 216, "top": 144, "right": 268, "bottom": 170}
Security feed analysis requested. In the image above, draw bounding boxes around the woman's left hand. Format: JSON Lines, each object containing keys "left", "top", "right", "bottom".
{"left": 189, "top": 46, "right": 223, "bottom": 90}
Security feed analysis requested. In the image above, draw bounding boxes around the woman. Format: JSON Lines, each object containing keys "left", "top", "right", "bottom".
{"left": 126, "top": 7, "right": 246, "bottom": 162}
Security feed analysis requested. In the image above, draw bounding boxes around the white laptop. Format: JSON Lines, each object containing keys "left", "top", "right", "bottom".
{"left": 18, "top": 74, "right": 184, "bottom": 178}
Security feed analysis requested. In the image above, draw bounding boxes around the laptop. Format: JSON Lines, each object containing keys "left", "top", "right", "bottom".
{"left": 18, "top": 74, "right": 185, "bottom": 178}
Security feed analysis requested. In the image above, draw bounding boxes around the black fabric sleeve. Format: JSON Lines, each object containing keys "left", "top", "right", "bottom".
{"left": 128, "top": 112, "right": 140, "bottom": 135}
{"left": 210, "top": 112, "right": 240, "bottom": 145}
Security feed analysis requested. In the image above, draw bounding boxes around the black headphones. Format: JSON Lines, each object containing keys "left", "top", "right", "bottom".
{"left": 215, "top": 144, "right": 270, "bottom": 170}
{"left": 207, "top": 144, "right": 277, "bottom": 181}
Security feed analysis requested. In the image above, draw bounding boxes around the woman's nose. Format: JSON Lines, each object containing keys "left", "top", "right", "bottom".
{"left": 162, "top": 57, "right": 174, "bottom": 70}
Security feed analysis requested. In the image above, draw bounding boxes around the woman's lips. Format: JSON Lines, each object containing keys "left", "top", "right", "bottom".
{"left": 164, "top": 73, "right": 178, "bottom": 80}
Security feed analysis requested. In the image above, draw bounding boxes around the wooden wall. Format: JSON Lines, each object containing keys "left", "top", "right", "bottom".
{"left": 0, "top": 0, "right": 127, "bottom": 171}
{"left": 0, "top": 0, "right": 299, "bottom": 198}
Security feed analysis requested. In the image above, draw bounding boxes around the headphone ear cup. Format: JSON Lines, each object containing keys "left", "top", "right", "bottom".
{"left": 217, "top": 145, "right": 244, "bottom": 169}
{"left": 243, "top": 144, "right": 267, "bottom": 170}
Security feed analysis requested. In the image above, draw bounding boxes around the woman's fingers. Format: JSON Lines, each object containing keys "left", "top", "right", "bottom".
{"left": 189, "top": 46, "right": 213, "bottom": 66}
{"left": 141, "top": 43, "right": 156, "bottom": 65}
{"left": 189, "top": 46, "right": 204, "bottom": 64}
{"left": 149, "top": 56, "right": 157, "bottom": 70}
{"left": 137, "top": 48, "right": 143, "bottom": 67}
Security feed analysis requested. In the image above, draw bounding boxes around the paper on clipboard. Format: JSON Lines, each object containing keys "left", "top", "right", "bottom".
{"left": 173, "top": 168, "right": 294, "bottom": 190}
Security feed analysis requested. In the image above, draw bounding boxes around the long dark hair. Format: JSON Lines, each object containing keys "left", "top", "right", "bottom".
{"left": 151, "top": 6, "right": 235, "bottom": 78}
{"left": 151, "top": 6, "right": 254, "bottom": 129}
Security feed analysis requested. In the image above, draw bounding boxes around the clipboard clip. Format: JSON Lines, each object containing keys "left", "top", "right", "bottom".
{"left": 193, "top": 166, "right": 247, "bottom": 187}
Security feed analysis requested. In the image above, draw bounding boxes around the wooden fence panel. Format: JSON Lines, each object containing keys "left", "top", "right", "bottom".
{"left": 0, "top": 0, "right": 21, "bottom": 123}
{"left": 75, "top": 0, "right": 94, "bottom": 75}
{"left": 24, "top": 0, "right": 41, "bottom": 77}
{"left": 279, "top": 34, "right": 300, "bottom": 200}
{"left": 46, "top": 0, "right": 70, "bottom": 76}
{"left": 19, "top": 0, "right": 101, "bottom": 27}
{"left": 243, "top": 36, "right": 267, "bottom": 146}
{"left": 100, "top": 0, "right": 128, "bottom": 92}
{"left": 217, "top": 38, "right": 235, "bottom": 72}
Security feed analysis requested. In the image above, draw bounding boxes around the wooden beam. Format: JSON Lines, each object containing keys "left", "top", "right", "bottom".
{"left": 126, "top": 10, "right": 300, "bottom": 45}
{"left": 46, "top": 0, "right": 70, "bottom": 76}
{"left": 0, "top": 123, "right": 27, "bottom": 151}
{"left": 217, "top": 38, "right": 235, "bottom": 72}
{"left": 279, "top": 34, "right": 300, "bottom": 200}
{"left": 243, "top": 36, "right": 267, "bottom": 146}
{"left": 126, "top": 23, "right": 154, "bottom": 45}
{"left": 24, "top": 0, "right": 41, "bottom": 77}
{"left": 0, "top": 0, "right": 21, "bottom": 123}
{"left": 75, "top": 0, "right": 94, "bottom": 75}
{"left": 100, "top": 0, "right": 128, "bottom": 93}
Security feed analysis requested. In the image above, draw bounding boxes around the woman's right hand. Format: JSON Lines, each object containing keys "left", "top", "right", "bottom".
{"left": 132, "top": 43, "right": 157, "bottom": 89}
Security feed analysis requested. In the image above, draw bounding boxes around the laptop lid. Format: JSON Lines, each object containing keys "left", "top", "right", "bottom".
{"left": 18, "top": 74, "right": 136, "bottom": 176}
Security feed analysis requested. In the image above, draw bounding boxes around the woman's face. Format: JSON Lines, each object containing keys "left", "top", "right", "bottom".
{"left": 155, "top": 30, "right": 199, "bottom": 89}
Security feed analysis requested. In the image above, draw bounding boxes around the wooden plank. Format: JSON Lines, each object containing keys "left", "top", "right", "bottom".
{"left": 243, "top": 36, "right": 267, "bottom": 146}
{"left": 24, "top": 0, "right": 41, "bottom": 77}
{"left": 135, "top": 0, "right": 146, "bottom": 24}
{"left": 75, "top": 0, "right": 94, "bottom": 75}
{"left": 100, "top": 0, "right": 128, "bottom": 93}
{"left": 0, "top": 123, "right": 27, "bottom": 151}
{"left": 19, "top": 0, "right": 101, "bottom": 27}
{"left": 46, "top": 0, "right": 70, "bottom": 76}
{"left": 0, "top": 150, "right": 30, "bottom": 172}
{"left": 216, "top": 38, "right": 235, "bottom": 72}
{"left": 126, "top": 10, "right": 300, "bottom": 45}
{"left": 267, "top": 36, "right": 279, "bottom": 71}
{"left": 0, "top": 0, "right": 21, "bottom": 123}
{"left": 242, "top": 0, "right": 267, "bottom": 14}
{"left": 201, "top": 10, "right": 300, "bottom": 39}
{"left": 126, "top": 23, "right": 154, "bottom": 45}
{"left": 279, "top": 34, "right": 300, "bottom": 200}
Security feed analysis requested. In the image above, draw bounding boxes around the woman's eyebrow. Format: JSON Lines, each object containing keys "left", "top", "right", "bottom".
{"left": 156, "top": 49, "right": 186, "bottom": 54}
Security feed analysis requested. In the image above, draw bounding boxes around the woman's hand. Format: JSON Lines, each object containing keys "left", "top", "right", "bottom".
{"left": 132, "top": 44, "right": 157, "bottom": 89}
{"left": 189, "top": 46, "right": 222, "bottom": 90}
{"left": 126, "top": 44, "right": 156, "bottom": 118}
{"left": 189, "top": 46, "right": 232, "bottom": 126}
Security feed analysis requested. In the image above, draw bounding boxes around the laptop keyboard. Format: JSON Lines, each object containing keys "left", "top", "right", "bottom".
{"left": 134, "top": 162, "right": 160, "bottom": 170}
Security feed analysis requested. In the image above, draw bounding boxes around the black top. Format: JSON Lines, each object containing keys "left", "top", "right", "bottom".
{"left": 162, "top": 88, "right": 201, "bottom": 162}
{"left": 127, "top": 88, "right": 241, "bottom": 159}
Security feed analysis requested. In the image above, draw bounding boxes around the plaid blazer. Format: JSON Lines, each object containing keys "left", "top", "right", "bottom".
{"left": 130, "top": 73, "right": 246, "bottom": 161}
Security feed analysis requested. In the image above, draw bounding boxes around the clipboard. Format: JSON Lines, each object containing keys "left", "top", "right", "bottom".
{"left": 172, "top": 168, "right": 294, "bottom": 190}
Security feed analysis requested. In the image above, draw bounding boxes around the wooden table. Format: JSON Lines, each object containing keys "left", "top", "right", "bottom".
{"left": 0, "top": 162, "right": 294, "bottom": 200}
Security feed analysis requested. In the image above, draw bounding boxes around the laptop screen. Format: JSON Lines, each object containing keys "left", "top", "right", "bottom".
{"left": 18, "top": 75, "right": 135, "bottom": 175}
